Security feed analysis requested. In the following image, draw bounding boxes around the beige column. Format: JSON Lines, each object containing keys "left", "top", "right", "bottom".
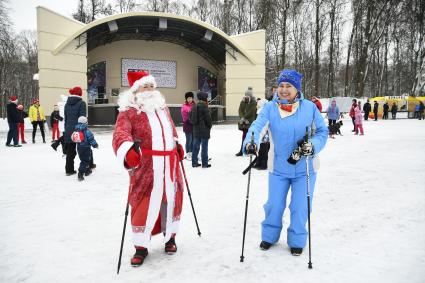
{"left": 37, "top": 6, "right": 87, "bottom": 115}
{"left": 225, "top": 30, "right": 266, "bottom": 117}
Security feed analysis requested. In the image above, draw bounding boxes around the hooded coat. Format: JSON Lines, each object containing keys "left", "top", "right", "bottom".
{"left": 64, "top": 96, "right": 86, "bottom": 143}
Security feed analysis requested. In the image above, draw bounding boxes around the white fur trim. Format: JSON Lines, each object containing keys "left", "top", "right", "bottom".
{"left": 130, "top": 75, "right": 157, "bottom": 93}
{"left": 132, "top": 111, "right": 168, "bottom": 248}
{"left": 135, "top": 91, "right": 165, "bottom": 114}
{"left": 117, "top": 91, "right": 135, "bottom": 112}
{"left": 163, "top": 153, "right": 176, "bottom": 244}
{"left": 156, "top": 109, "right": 174, "bottom": 150}
{"left": 139, "top": 75, "right": 157, "bottom": 88}
{"left": 116, "top": 141, "right": 134, "bottom": 168}
{"left": 117, "top": 90, "right": 165, "bottom": 114}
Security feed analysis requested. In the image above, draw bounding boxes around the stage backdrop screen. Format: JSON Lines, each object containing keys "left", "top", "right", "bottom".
{"left": 197, "top": 66, "right": 217, "bottom": 101}
{"left": 87, "top": 61, "right": 106, "bottom": 104}
{"left": 121, "top": 58, "right": 177, "bottom": 88}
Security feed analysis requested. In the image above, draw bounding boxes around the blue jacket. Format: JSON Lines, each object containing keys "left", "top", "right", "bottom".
{"left": 327, "top": 105, "right": 340, "bottom": 120}
{"left": 243, "top": 97, "right": 328, "bottom": 177}
{"left": 64, "top": 96, "right": 86, "bottom": 143}
{"left": 74, "top": 123, "right": 98, "bottom": 148}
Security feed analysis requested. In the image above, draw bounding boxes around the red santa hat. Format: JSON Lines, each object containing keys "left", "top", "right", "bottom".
{"left": 127, "top": 71, "right": 157, "bottom": 92}
{"left": 69, "top": 86, "right": 83, "bottom": 96}
{"left": 9, "top": 96, "right": 17, "bottom": 102}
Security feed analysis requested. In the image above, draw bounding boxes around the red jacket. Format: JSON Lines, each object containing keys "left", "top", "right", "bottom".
{"left": 349, "top": 103, "right": 356, "bottom": 117}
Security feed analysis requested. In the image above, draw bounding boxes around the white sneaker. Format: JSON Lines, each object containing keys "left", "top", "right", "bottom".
{"left": 186, "top": 152, "right": 192, "bottom": 161}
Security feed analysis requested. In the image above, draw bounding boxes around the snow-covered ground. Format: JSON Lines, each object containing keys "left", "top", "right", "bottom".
{"left": 1, "top": 118, "right": 424, "bottom": 283}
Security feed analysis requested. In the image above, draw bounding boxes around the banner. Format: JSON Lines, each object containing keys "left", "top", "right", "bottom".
{"left": 197, "top": 66, "right": 217, "bottom": 101}
{"left": 122, "top": 58, "right": 176, "bottom": 88}
{"left": 87, "top": 61, "right": 106, "bottom": 104}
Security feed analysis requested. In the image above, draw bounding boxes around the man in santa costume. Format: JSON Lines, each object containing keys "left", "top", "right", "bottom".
{"left": 112, "top": 71, "right": 184, "bottom": 267}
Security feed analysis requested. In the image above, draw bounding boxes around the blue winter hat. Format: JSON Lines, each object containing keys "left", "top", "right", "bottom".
{"left": 277, "top": 69, "right": 303, "bottom": 92}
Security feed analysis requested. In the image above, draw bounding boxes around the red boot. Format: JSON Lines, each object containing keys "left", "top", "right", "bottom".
{"left": 165, "top": 236, "right": 177, "bottom": 254}
{"left": 131, "top": 247, "right": 148, "bottom": 267}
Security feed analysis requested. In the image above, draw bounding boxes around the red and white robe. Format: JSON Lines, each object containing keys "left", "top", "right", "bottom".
{"left": 112, "top": 92, "right": 183, "bottom": 249}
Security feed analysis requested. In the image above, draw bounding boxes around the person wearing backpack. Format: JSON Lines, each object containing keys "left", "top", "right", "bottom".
{"left": 71, "top": 116, "right": 98, "bottom": 181}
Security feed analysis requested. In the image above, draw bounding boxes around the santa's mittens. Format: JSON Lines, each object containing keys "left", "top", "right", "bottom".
{"left": 177, "top": 144, "right": 184, "bottom": 161}
{"left": 125, "top": 148, "right": 141, "bottom": 168}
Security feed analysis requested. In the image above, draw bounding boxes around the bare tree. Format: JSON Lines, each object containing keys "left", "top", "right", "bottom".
{"left": 325, "top": 0, "right": 345, "bottom": 97}
{"left": 192, "top": 0, "right": 209, "bottom": 22}
{"left": 313, "top": 0, "right": 322, "bottom": 98}
{"left": 276, "top": 0, "right": 291, "bottom": 69}
{"left": 114, "top": 0, "right": 136, "bottom": 13}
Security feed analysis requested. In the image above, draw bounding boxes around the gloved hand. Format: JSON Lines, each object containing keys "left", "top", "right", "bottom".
{"left": 262, "top": 133, "right": 270, "bottom": 143}
{"left": 177, "top": 143, "right": 184, "bottom": 161}
{"left": 287, "top": 148, "right": 302, "bottom": 165}
{"left": 245, "top": 142, "right": 257, "bottom": 155}
{"left": 239, "top": 118, "right": 249, "bottom": 125}
{"left": 299, "top": 141, "right": 314, "bottom": 156}
{"left": 93, "top": 144, "right": 99, "bottom": 149}
{"left": 125, "top": 145, "right": 141, "bottom": 168}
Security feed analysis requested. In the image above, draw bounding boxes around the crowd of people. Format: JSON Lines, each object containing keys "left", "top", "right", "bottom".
{"left": 4, "top": 67, "right": 424, "bottom": 268}
{"left": 5, "top": 86, "right": 97, "bottom": 181}
{"left": 180, "top": 91, "right": 212, "bottom": 168}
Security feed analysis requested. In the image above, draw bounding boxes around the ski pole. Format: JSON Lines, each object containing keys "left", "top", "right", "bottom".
{"left": 117, "top": 142, "right": 140, "bottom": 274}
{"left": 304, "top": 126, "right": 313, "bottom": 269}
{"left": 177, "top": 142, "right": 202, "bottom": 237}
{"left": 117, "top": 190, "right": 130, "bottom": 274}
{"left": 242, "top": 156, "right": 258, "bottom": 175}
{"left": 240, "top": 132, "right": 255, "bottom": 262}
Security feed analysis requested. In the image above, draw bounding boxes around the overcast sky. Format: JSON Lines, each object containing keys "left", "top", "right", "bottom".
{"left": 9, "top": 0, "right": 78, "bottom": 32}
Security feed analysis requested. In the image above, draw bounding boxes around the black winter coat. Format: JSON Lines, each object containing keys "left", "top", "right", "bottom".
{"left": 50, "top": 110, "right": 63, "bottom": 126}
{"left": 373, "top": 103, "right": 379, "bottom": 113}
{"left": 7, "top": 103, "right": 19, "bottom": 123}
{"left": 64, "top": 96, "right": 86, "bottom": 143}
{"left": 190, "top": 102, "right": 212, "bottom": 139}
{"left": 363, "top": 102, "right": 371, "bottom": 113}
{"left": 383, "top": 103, "right": 389, "bottom": 113}
{"left": 17, "top": 110, "right": 28, "bottom": 123}
{"left": 391, "top": 104, "right": 398, "bottom": 114}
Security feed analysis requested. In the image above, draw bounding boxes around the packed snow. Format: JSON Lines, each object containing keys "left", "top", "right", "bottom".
{"left": 1, "top": 117, "right": 424, "bottom": 283}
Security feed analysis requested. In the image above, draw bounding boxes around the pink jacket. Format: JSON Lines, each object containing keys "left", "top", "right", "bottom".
{"left": 354, "top": 107, "right": 363, "bottom": 125}
{"left": 181, "top": 103, "right": 192, "bottom": 121}
{"left": 181, "top": 102, "right": 194, "bottom": 133}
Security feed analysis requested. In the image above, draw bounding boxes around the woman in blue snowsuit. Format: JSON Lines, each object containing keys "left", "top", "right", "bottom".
{"left": 244, "top": 69, "right": 328, "bottom": 256}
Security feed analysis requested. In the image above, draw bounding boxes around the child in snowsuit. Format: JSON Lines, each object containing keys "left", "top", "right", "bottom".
{"left": 17, "top": 104, "right": 28, "bottom": 144}
{"left": 50, "top": 105, "right": 63, "bottom": 142}
{"left": 72, "top": 116, "right": 98, "bottom": 181}
{"left": 354, "top": 106, "right": 364, "bottom": 135}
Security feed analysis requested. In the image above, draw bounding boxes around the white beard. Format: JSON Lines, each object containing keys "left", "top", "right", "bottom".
{"left": 117, "top": 90, "right": 165, "bottom": 114}
{"left": 135, "top": 90, "right": 166, "bottom": 113}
